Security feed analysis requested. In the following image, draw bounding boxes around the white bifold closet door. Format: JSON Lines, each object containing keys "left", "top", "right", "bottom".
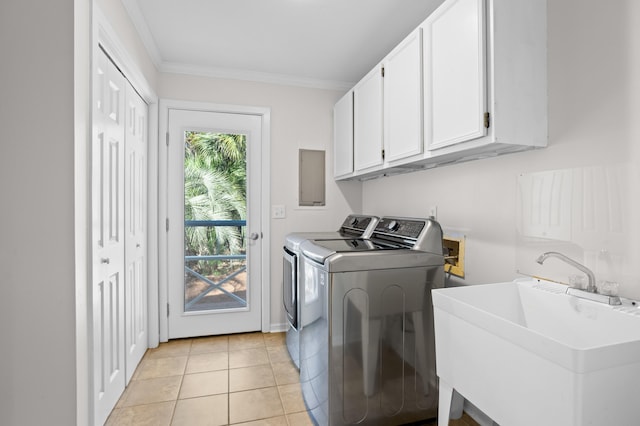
{"left": 92, "top": 47, "right": 148, "bottom": 426}
{"left": 124, "top": 79, "right": 148, "bottom": 383}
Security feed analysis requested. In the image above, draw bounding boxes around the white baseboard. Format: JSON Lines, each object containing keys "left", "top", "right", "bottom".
{"left": 269, "top": 322, "right": 288, "bottom": 333}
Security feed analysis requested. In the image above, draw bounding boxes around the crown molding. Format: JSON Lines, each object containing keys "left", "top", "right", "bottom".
{"left": 160, "top": 61, "right": 354, "bottom": 92}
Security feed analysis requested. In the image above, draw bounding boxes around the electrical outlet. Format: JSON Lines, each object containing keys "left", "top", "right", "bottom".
{"left": 272, "top": 204, "right": 286, "bottom": 219}
{"left": 428, "top": 206, "right": 438, "bottom": 220}
{"left": 443, "top": 235, "right": 465, "bottom": 278}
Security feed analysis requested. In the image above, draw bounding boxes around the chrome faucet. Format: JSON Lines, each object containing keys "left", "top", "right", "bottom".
{"left": 535, "top": 251, "right": 621, "bottom": 305}
{"left": 536, "top": 251, "right": 597, "bottom": 292}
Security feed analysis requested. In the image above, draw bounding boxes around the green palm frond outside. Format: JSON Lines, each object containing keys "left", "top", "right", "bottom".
{"left": 184, "top": 132, "right": 247, "bottom": 275}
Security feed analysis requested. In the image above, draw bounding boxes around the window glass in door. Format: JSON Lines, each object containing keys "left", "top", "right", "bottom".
{"left": 184, "top": 131, "right": 248, "bottom": 312}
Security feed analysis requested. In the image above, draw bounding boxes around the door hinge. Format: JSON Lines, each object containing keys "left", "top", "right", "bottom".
{"left": 382, "top": 149, "right": 385, "bottom": 160}
{"left": 381, "top": 66, "right": 385, "bottom": 78}
{"left": 166, "top": 132, "right": 169, "bottom": 146}
{"left": 484, "top": 112, "right": 491, "bottom": 129}
{"left": 166, "top": 218, "right": 169, "bottom": 232}
{"left": 167, "top": 303, "right": 170, "bottom": 317}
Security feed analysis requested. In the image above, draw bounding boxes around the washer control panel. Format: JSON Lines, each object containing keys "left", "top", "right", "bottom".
{"left": 339, "top": 215, "right": 379, "bottom": 237}
{"left": 374, "top": 217, "right": 426, "bottom": 240}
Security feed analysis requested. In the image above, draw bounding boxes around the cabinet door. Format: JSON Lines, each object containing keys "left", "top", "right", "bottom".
{"left": 333, "top": 90, "right": 354, "bottom": 178}
{"left": 384, "top": 28, "right": 423, "bottom": 163}
{"left": 353, "top": 66, "right": 384, "bottom": 172}
{"left": 423, "top": 0, "right": 487, "bottom": 150}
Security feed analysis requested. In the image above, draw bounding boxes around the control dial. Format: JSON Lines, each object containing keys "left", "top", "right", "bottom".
{"left": 386, "top": 220, "right": 400, "bottom": 232}
{"left": 349, "top": 217, "right": 359, "bottom": 226}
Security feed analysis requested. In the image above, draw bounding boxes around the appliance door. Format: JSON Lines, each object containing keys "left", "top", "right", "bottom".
{"left": 282, "top": 247, "right": 297, "bottom": 329}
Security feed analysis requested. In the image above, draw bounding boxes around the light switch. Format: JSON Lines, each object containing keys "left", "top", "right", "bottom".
{"left": 272, "top": 204, "right": 286, "bottom": 219}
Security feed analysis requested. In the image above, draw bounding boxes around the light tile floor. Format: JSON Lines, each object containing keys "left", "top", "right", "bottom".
{"left": 106, "top": 331, "right": 479, "bottom": 426}
{"left": 106, "top": 332, "right": 314, "bottom": 426}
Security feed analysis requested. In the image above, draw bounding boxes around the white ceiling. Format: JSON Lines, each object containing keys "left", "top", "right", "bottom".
{"left": 122, "top": 0, "right": 444, "bottom": 90}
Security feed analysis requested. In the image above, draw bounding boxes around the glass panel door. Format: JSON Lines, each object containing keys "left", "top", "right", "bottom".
{"left": 167, "top": 108, "right": 262, "bottom": 338}
{"left": 183, "top": 131, "right": 248, "bottom": 312}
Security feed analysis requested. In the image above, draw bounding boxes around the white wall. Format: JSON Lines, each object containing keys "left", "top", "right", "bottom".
{"left": 159, "top": 74, "right": 362, "bottom": 329}
{"left": 0, "top": 0, "right": 79, "bottom": 424}
{"left": 363, "top": 0, "right": 640, "bottom": 299}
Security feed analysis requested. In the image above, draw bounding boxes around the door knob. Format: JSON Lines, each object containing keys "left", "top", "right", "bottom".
{"left": 101, "top": 258, "right": 110, "bottom": 264}
{"left": 249, "top": 232, "right": 260, "bottom": 240}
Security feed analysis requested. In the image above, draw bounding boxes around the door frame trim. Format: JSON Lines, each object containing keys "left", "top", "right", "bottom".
{"left": 158, "top": 99, "right": 271, "bottom": 342}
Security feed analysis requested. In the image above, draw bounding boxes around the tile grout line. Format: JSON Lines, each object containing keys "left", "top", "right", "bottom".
{"left": 169, "top": 339, "right": 188, "bottom": 426}
{"left": 274, "top": 374, "right": 290, "bottom": 426}
{"left": 169, "top": 348, "right": 188, "bottom": 425}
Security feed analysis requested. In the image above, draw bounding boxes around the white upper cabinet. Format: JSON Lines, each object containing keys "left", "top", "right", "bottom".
{"left": 353, "top": 65, "right": 384, "bottom": 173}
{"left": 383, "top": 28, "right": 423, "bottom": 164}
{"left": 333, "top": 90, "right": 354, "bottom": 179}
{"left": 335, "top": 0, "right": 547, "bottom": 180}
{"left": 422, "top": 0, "right": 547, "bottom": 162}
{"left": 423, "top": 0, "right": 487, "bottom": 150}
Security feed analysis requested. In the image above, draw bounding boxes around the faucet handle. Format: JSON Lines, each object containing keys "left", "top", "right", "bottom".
{"left": 598, "top": 281, "right": 620, "bottom": 297}
{"left": 568, "top": 274, "right": 587, "bottom": 290}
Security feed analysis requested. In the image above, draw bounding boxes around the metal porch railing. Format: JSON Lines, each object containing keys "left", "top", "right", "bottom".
{"left": 184, "top": 219, "right": 247, "bottom": 311}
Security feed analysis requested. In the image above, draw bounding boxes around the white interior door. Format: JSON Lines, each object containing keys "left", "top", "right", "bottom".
{"left": 92, "top": 48, "right": 126, "bottom": 425}
{"left": 124, "top": 82, "right": 148, "bottom": 383}
{"left": 167, "top": 108, "right": 263, "bottom": 338}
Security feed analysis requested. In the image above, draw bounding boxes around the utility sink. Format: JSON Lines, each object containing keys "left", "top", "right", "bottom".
{"left": 432, "top": 278, "right": 640, "bottom": 426}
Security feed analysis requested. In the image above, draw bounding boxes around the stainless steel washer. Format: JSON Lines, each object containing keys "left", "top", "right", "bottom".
{"left": 298, "top": 217, "right": 444, "bottom": 425}
{"left": 283, "top": 215, "right": 379, "bottom": 369}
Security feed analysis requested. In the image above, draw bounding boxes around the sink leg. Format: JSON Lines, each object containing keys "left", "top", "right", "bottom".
{"left": 438, "top": 380, "right": 464, "bottom": 425}
{"left": 450, "top": 388, "right": 464, "bottom": 419}
{"left": 438, "top": 381, "right": 453, "bottom": 426}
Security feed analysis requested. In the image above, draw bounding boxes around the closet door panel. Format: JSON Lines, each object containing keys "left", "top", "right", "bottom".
{"left": 124, "top": 82, "right": 148, "bottom": 384}
{"left": 92, "top": 48, "right": 126, "bottom": 426}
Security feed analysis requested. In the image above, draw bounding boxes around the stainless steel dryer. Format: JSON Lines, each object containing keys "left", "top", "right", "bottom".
{"left": 283, "top": 214, "right": 379, "bottom": 369}
{"left": 298, "top": 217, "right": 444, "bottom": 425}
